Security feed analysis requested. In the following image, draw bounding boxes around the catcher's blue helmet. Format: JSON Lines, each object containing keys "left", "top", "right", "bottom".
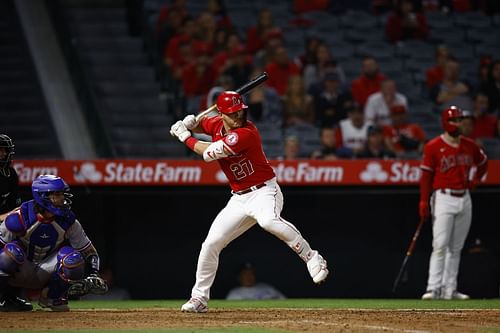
{"left": 32, "top": 175, "right": 73, "bottom": 216}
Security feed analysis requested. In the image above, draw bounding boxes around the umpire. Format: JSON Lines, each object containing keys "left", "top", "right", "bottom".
{"left": 0, "top": 134, "right": 21, "bottom": 221}
{"left": 0, "top": 134, "right": 30, "bottom": 311}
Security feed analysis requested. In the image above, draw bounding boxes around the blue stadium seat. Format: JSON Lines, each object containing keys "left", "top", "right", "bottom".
{"left": 394, "top": 41, "right": 435, "bottom": 59}
{"left": 356, "top": 41, "right": 395, "bottom": 59}
{"left": 466, "top": 27, "right": 500, "bottom": 44}
{"left": 476, "top": 42, "right": 500, "bottom": 58}
{"left": 454, "top": 12, "right": 491, "bottom": 29}
{"left": 330, "top": 42, "right": 356, "bottom": 62}
{"left": 430, "top": 27, "right": 465, "bottom": 44}
{"left": 339, "top": 11, "right": 378, "bottom": 29}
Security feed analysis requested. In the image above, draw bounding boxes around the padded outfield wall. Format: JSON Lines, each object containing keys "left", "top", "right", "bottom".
{"left": 19, "top": 184, "right": 500, "bottom": 300}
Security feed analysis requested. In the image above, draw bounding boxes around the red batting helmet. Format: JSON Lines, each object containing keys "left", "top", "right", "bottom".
{"left": 216, "top": 91, "right": 248, "bottom": 114}
{"left": 441, "top": 105, "right": 463, "bottom": 134}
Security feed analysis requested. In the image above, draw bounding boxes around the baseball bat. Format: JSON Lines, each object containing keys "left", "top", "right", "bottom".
{"left": 194, "top": 71, "right": 269, "bottom": 122}
{"left": 392, "top": 216, "right": 427, "bottom": 293}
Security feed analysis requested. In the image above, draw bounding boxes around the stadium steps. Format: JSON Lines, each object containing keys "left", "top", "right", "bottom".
{"left": 63, "top": 5, "right": 182, "bottom": 158}
{"left": 0, "top": 0, "right": 62, "bottom": 159}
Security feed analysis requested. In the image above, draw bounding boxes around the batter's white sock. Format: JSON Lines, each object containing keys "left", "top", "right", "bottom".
{"left": 288, "top": 235, "right": 314, "bottom": 262}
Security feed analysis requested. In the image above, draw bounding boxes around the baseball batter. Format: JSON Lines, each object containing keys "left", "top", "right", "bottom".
{"left": 419, "top": 106, "right": 488, "bottom": 300}
{"left": 170, "top": 91, "right": 329, "bottom": 313}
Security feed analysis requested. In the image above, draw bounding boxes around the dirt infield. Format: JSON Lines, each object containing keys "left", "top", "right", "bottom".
{"left": 2, "top": 308, "right": 500, "bottom": 332}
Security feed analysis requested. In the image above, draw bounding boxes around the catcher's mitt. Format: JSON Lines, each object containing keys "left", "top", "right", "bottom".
{"left": 68, "top": 274, "right": 108, "bottom": 297}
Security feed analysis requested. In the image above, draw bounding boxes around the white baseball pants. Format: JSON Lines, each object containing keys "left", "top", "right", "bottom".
{"left": 426, "top": 190, "right": 472, "bottom": 294}
{"left": 190, "top": 178, "right": 313, "bottom": 302}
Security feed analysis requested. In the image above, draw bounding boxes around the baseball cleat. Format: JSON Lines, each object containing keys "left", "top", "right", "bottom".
{"left": 442, "top": 290, "right": 470, "bottom": 300}
{"left": 0, "top": 296, "right": 33, "bottom": 312}
{"left": 307, "top": 251, "right": 329, "bottom": 284}
{"left": 421, "top": 289, "right": 441, "bottom": 300}
{"left": 38, "top": 296, "right": 69, "bottom": 312}
{"left": 181, "top": 297, "right": 208, "bottom": 313}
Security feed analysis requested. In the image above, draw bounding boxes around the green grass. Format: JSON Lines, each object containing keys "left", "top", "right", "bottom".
{"left": 63, "top": 298, "right": 500, "bottom": 310}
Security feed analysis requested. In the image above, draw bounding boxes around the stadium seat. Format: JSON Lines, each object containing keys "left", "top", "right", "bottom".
{"left": 430, "top": 27, "right": 465, "bottom": 44}
{"left": 339, "top": 11, "right": 378, "bottom": 29}
{"left": 466, "top": 27, "right": 500, "bottom": 44}
{"left": 394, "top": 41, "right": 435, "bottom": 59}
{"left": 454, "top": 12, "right": 491, "bottom": 29}
{"left": 356, "top": 41, "right": 395, "bottom": 59}
{"left": 476, "top": 43, "right": 500, "bottom": 58}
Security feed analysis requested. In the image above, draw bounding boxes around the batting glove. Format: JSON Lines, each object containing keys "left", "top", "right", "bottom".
{"left": 170, "top": 120, "right": 191, "bottom": 142}
{"left": 182, "top": 114, "right": 199, "bottom": 130}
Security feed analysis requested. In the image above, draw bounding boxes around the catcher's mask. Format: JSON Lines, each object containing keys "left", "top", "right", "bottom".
{"left": 32, "top": 175, "right": 73, "bottom": 217}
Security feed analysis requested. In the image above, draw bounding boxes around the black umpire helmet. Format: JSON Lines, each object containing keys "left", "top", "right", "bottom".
{"left": 0, "top": 134, "right": 15, "bottom": 170}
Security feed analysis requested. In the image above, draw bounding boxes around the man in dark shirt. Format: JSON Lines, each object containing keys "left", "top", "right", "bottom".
{"left": 357, "top": 125, "right": 396, "bottom": 159}
{"left": 0, "top": 134, "right": 21, "bottom": 221}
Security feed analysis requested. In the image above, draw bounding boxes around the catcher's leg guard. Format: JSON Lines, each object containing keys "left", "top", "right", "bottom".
{"left": 0, "top": 243, "right": 32, "bottom": 312}
{"left": 39, "top": 247, "right": 84, "bottom": 311}
{"left": 0, "top": 242, "right": 26, "bottom": 276}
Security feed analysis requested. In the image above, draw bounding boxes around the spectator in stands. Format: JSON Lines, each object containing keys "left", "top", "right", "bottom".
{"left": 335, "top": 103, "right": 371, "bottom": 158}
{"left": 280, "top": 135, "right": 302, "bottom": 160}
{"left": 246, "top": 9, "right": 280, "bottom": 54}
{"left": 207, "top": 0, "right": 232, "bottom": 29}
{"left": 181, "top": 42, "right": 216, "bottom": 113}
{"left": 383, "top": 105, "right": 426, "bottom": 158}
{"left": 364, "top": 79, "right": 408, "bottom": 126}
{"left": 223, "top": 45, "right": 254, "bottom": 89}
{"left": 163, "top": 16, "right": 197, "bottom": 79}
{"left": 298, "top": 35, "right": 322, "bottom": 70}
{"left": 460, "top": 109, "right": 475, "bottom": 139}
{"left": 282, "top": 75, "right": 315, "bottom": 127}
{"left": 196, "top": 12, "right": 217, "bottom": 46}
{"left": 156, "top": 0, "right": 188, "bottom": 36}
{"left": 351, "top": 56, "right": 386, "bottom": 107}
{"left": 477, "top": 56, "right": 492, "bottom": 92}
{"left": 311, "top": 71, "right": 352, "bottom": 128}
{"left": 481, "top": 60, "right": 500, "bottom": 113}
{"left": 467, "top": 92, "right": 499, "bottom": 139}
{"left": 246, "top": 69, "right": 283, "bottom": 125}
{"left": 385, "top": 0, "right": 429, "bottom": 43}
{"left": 293, "top": 0, "right": 331, "bottom": 14}
{"left": 265, "top": 46, "right": 301, "bottom": 96}
{"left": 156, "top": 6, "right": 184, "bottom": 60}
{"left": 430, "top": 57, "right": 472, "bottom": 110}
{"left": 212, "top": 31, "right": 244, "bottom": 76}
{"left": 226, "top": 263, "right": 285, "bottom": 300}
{"left": 303, "top": 42, "right": 346, "bottom": 92}
{"left": 426, "top": 45, "right": 450, "bottom": 89}
{"left": 311, "top": 127, "right": 338, "bottom": 160}
{"left": 357, "top": 125, "right": 396, "bottom": 159}
{"left": 254, "top": 30, "right": 285, "bottom": 69}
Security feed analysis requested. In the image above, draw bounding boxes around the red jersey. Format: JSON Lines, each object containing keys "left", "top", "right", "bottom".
{"left": 420, "top": 135, "right": 487, "bottom": 190}
{"left": 201, "top": 116, "right": 275, "bottom": 192}
{"left": 383, "top": 123, "right": 426, "bottom": 152}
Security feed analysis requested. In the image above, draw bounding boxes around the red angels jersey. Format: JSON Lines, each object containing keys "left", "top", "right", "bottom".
{"left": 201, "top": 116, "right": 275, "bottom": 192}
{"left": 420, "top": 135, "right": 487, "bottom": 190}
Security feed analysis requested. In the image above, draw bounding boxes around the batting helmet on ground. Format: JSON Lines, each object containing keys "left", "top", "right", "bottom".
{"left": 216, "top": 91, "right": 248, "bottom": 114}
{"left": 441, "top": 105, "right": 463, "bottom": 135}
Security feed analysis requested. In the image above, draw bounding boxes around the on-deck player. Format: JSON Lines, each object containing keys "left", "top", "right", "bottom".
{"left": 0, "top": 134, "right": 21, "bottom": 222}
{"left": 419, "top": 106, "right": 488, "bottom": 300}
{"left": 170, "top": 91, "right": 329, "bottom": 313}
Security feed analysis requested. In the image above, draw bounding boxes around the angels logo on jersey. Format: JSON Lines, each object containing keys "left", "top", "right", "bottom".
{"left": 225, "top": 132, "right": 239, "bottom": 146}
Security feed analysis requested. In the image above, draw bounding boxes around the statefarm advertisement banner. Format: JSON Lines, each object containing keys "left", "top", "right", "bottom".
{"left": 12, "top": 159, "right": 500, "bottom": 186}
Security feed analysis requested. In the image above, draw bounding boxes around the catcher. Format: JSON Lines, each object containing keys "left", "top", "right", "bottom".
{"left": 0, "top": 175, "right": 107, "bottom": 311}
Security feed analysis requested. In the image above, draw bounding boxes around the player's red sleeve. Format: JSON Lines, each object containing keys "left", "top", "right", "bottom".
{"left": 222, "top": 128, "right": 253, "bottom": 154}
{"left": 419, "top": 169, "right": 433, "bottom": 203}
{"left": 201, "top": 116, "right": 220, "bottom": 136}
{"left": 420, "top": 143, "right": 434, "bottom": 173}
